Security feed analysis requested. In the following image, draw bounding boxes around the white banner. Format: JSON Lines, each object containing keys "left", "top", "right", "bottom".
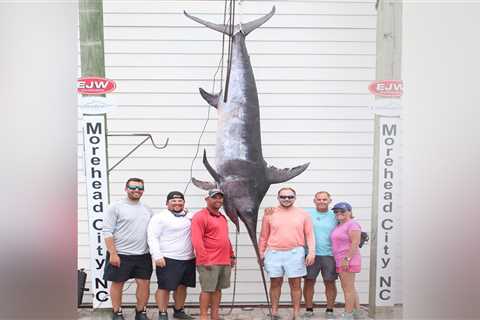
{"left": 82, "top": 115, "right": 111, "bottom": 308}
{"left": 375, "top": 116, "right": 400, "bottom": 306}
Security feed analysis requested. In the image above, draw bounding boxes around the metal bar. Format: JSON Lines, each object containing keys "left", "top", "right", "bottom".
{"left": 107, "top": 134, "right": 169, "bottom": 173}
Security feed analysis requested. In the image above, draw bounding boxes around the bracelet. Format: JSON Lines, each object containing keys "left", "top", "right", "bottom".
{"left": 231, "top": 256, "right": 236, "bottom": 259}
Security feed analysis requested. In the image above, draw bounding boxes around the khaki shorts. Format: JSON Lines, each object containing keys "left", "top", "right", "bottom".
{"left": 197, "top": 265, "right": 231, "bottom": 292}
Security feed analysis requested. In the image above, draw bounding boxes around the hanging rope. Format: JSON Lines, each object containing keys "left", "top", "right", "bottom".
{"left": 223, "top": 0, "right": 236, "bottom": 103}
{"left": 183, "top": 0, "right": 230, "bottom": 195}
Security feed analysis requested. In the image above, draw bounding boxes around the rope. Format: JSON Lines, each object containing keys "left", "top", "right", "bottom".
{"left": 183, "top": 0, "right": 230, "bottom": 195}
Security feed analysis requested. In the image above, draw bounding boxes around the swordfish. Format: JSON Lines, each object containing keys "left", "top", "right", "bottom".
{"left": 184, "top": 6, "right": 310, "bottom": 257}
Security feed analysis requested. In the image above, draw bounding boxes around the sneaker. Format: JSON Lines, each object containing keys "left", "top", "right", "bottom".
{"left": 352, "top": 309, "right": 364, "bottom": 319}
{"left": 325, "top": 310, "right": 336, "bottom": 319}
{"left": 303, "top": 310, "right": 314, "bottom": 318}
{"left": 135, "top": 307, "right": 150, "bottom": 320}
{"left": 158, "top": 311, "right": 169, "bottom": 320}
{"left": 112, "top": 310, "right": 125, "bottom": 320}
{"left": 338, "top": 313, "right": 353, "bottom": 320}
{"left": 267, "top": 314, "right": 282, "bottom": 320}
{"left": 173, "top": 308, "right": 194, "bottom": 320}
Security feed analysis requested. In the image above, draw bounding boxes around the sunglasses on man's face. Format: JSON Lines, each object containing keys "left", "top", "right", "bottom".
{"left": 127, "top": 185, "right": 144, "bottom": 191}
{"left": 279, "top": 195, "right": 295, "bottom": 200}
{"left": 334, "top": 209, "right": 346, "bottom": 214}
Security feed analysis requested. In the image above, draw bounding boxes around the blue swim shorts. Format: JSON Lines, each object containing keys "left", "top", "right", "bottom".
{"left": 264, "top": 246, "right": 307, "bottom": 278}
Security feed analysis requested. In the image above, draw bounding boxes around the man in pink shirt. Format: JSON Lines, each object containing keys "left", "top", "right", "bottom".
{"left": 191, "top": 189, "right": 236, "bottom": 320}
{"left": 259, "top": 187, "right": 316, "bottom": 319}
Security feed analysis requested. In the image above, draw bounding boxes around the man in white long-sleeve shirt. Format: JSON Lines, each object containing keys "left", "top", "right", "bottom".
{"left": 147, "top": 191, "right": 195, "bottom": 320}
{"left": 103, "top": 178, "right": 153, "bottom": 320}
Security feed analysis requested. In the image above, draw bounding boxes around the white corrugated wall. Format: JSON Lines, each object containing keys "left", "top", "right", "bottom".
{"left": 78, "top": 0, "right": 391, "bottom": 305}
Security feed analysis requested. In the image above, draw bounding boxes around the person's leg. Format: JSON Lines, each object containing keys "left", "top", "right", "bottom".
{"left": 110, "top": 281, "right": 124, "bottom": 312}
{"left": 324, "top": 280, "right": 337, "bottom": 310}
{"left": 174, "top": 285, "right": 187, "bottom": 310}
{"left": 155, "top": 288, "right": 170, "bottom": 312}
{"left": 270, "top": 277, "right": 283, "bottom": 316}
{"left": 210, "top": 289, "right": 222, "bottom": 320}
{"left": 303, "top": 278, "right": 316, "bottom": 310}
{"left": 338, "top": 272, "right": 356, "bottom": 313}
{"left": 288, "top": 277, "right": 302, "bottom": 318}
{"left": 199, "top": 292, "right": 211, "bottom": 320}
{"left": 135, "top": 278, "right": 150, "bottom": 311}
{"left": 354, "top": 289, "right": 360, "bottom": 310}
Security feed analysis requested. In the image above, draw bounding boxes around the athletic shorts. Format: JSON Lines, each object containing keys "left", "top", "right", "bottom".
{"left": 197, "top": 265, "right": 231, "bottom": 292}
{"left": 264, "top": 246, "right": 306, "bottom": 278}
{"left": 103, "top": 252, "right": 153, "bottom": 282}
{"left": 305, "top": 255, "right": 338, "bottom": 281}
{"left": 156, "top": 257, "right": 196, "bottom": 290}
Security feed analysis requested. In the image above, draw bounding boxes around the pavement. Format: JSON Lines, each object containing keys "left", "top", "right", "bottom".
{"left": 77, "top": 305, "right": 403, "bottom": 320}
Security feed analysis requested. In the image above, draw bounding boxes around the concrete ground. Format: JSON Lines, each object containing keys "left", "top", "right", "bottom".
{"left": 77, "top": 305, "right": 403, "bottom": 320}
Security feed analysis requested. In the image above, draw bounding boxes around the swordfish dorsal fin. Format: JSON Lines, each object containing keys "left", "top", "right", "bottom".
{"left": 199, "top": 88, "right": 220, "bottom": 108}
{"left": 191, "top": 177, "right": 217, "bottom": 191}
{"left": 184, "top": 6, "right": 275, "bottom": 36}
{"left": 265, "top": 162, "right": 310, "bottom": 184}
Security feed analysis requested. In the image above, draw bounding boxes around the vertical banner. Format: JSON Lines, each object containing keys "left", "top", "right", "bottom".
{"left": 374, "top": 116, "right": 400, "bottom": 306}
{"left": 82, "top": 113, "right": 111, "bottom": 308}
{"left": 368, "top": 97, "right": 401, "bottom": 314}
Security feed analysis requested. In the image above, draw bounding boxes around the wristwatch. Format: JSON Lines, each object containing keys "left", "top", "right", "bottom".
{"left": 343, "top": 256, "right": 351, "bottom": 262}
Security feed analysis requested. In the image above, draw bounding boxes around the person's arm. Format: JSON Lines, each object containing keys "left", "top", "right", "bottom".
{"left": 147, "top": 214, "right": 166, "bottom": 267}
{"left": 341, "top": 223, "right": 361, "bottom": 270}
{"left": 191, "top": 213, "right": 208, "bottom": 265}
{"left": 304, "top": 213, "right": 316, "bottom": 266}
{"left": 103, "top": 204, "right": 120, "bottom": 267}
{"left": 258, "top": 213, "right": 271, "bottom": 259}
{"left": 104, "top": 237, "right": 120, "bottom": 267}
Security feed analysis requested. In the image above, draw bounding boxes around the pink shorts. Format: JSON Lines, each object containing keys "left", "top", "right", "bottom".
{"left": 336, "top": 265, "right": 361, "bottom": 273}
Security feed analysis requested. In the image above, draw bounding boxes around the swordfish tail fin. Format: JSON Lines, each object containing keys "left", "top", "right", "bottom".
{"left": 241, "top": 6, "right": 275, "bottom": 36}
{"left": 265, "top": 162, "right": 310, "bottom": 184}
{"left": 184, "top": 10, "right": 231, "bottom": 35}
{"left": 184, "top": 6, "right": 275, "bottom": 36}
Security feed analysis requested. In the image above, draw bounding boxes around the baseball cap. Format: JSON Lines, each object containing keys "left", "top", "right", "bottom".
{"left": 166, "top": 191, "right": 184, "bottom": 201}
{"left": 332, "top": 202, "right": 352, "bottom": 212}
{"left": 207, "top": 189, "right": 224, "bottom": 198}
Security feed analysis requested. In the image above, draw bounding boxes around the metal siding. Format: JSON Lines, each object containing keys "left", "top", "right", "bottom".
{"left": 78, "top": 0, "right": 387, "bottom": 305}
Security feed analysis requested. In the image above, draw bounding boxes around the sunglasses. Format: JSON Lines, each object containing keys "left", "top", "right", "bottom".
{"left": 279, "top": 195, "right": 295, "bottom": 200}
{"left": 127, "top": 185, "right": 144, "bottom": 191}
{"left": 334, "top": 209, "right": 346, "bottom": 214}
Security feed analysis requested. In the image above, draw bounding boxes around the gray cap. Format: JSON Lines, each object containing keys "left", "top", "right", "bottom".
{"left": 207, "top": 189, "right": 224, "bottom": 198}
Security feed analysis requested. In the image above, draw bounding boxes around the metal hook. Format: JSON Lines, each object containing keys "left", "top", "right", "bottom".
{"left": 107, "top": 134, "right": 169, "bottom": 172}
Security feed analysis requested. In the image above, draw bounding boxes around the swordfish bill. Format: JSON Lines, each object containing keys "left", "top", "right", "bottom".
{"left": 185, "top": 6, "right": 310, "bottom": 256}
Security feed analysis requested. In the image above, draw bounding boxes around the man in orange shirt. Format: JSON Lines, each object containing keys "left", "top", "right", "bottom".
{"left": 259, "top": 187, "right": 315, "bottom": 320}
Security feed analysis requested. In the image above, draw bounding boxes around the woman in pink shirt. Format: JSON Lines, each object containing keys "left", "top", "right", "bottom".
{"left": 330, "top": 202, "right": 361, "bottom": 319}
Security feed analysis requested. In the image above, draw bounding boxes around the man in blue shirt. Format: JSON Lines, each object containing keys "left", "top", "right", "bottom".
{"left": 304, "top": 191, "right": 338, "bottom": 319}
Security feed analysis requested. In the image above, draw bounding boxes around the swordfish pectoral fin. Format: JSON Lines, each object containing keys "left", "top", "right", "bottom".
{"left": 241, "top": 6, "right": 276, "bottom": 36}
{"left": 191, "top": 177, "right": 217, "bottom": 191}
{"left": 265, "top": 162, "right": 310, "bottom": 184}
{"left": 203, "top": 149, "right": 222, "bottom": 182}
{"left": 199, "top": 88, "right": 220, "bottom": 108}
{"left": 184, "top": 11, "right": 231, "bottom": 36}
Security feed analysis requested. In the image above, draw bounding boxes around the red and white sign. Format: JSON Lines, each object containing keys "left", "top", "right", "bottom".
{"left": 78, "top": 77, "right": 116, "bottom": 95}
{"left": 368, "top": 80, "right": 403, "bottom": 97}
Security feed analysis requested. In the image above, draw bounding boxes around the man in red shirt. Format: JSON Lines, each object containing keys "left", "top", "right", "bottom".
{"left": 191, "top": 189, "right": 236, "bottom": 320}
